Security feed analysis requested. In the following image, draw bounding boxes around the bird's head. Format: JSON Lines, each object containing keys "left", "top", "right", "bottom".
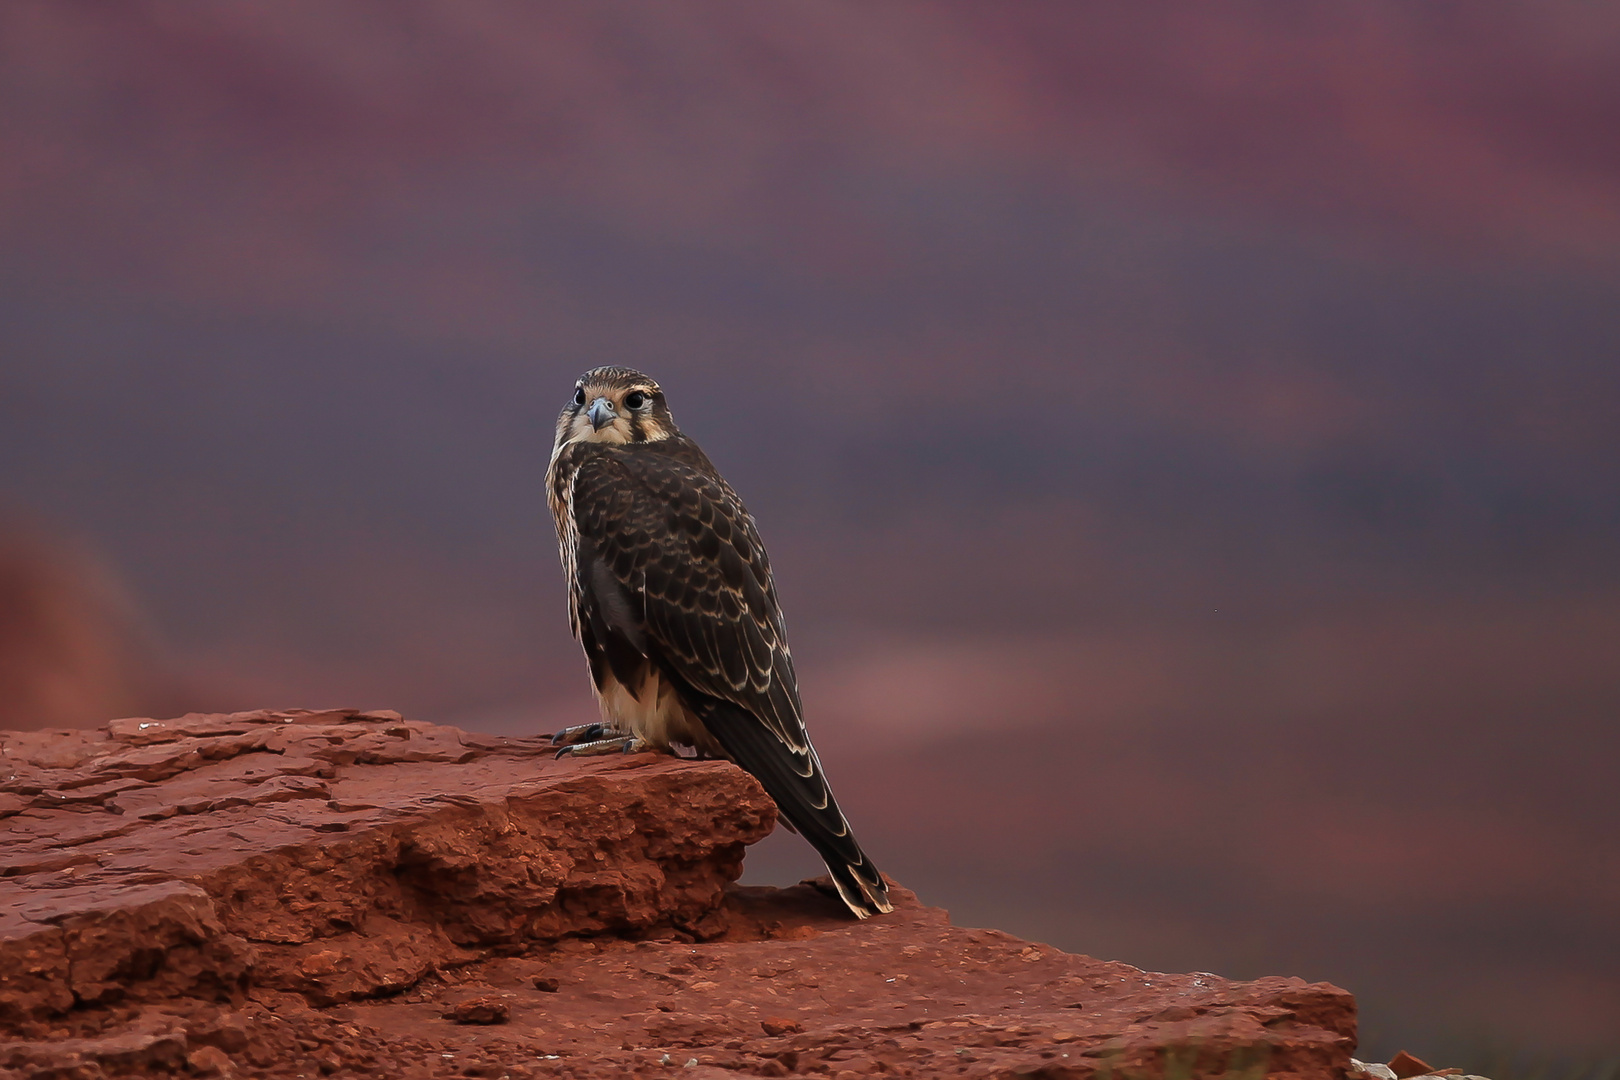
{"left": 554, "top": 367, "right": 678, "bottom": 448}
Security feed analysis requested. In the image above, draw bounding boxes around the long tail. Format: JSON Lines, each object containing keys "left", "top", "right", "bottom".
{"left": 696, "top": 697, "right": 892, "bottom": 918}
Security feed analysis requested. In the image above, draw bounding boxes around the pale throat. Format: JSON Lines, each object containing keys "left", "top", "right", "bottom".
{"left": 570, "top": 417, "right": 633, "bottom": 445}
{"left": 564, "top": 415, "right": 673, "bottom": 446}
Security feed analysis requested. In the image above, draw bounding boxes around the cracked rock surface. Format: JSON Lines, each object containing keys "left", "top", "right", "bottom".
{"left": 1, "top": 710, "right": 1356, "bottom": 1078}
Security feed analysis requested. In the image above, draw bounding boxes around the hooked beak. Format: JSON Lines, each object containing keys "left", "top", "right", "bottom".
{"left": 587, "top": 397, "right": 616, "bottom": 431}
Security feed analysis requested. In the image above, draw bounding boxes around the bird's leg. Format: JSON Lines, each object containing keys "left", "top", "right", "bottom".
{"left": 556, "top": 735, "right": 653, "bottom": 758}
{"left": 550, "top": 722, "right": 613, "bottom": 747}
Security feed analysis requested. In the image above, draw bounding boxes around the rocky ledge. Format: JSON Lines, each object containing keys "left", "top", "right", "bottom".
{"left": 2, "top": 710, "right": 1356, "bottom": 1079}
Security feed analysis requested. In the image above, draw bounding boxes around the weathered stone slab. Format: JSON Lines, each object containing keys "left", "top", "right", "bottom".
{"left": 0, "top": 710, "right": 1357, "bottom": 1078}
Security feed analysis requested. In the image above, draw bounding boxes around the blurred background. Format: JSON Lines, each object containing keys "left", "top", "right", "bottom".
{"left": 2, "top": 1, "right": 1617, "bottom": 1068}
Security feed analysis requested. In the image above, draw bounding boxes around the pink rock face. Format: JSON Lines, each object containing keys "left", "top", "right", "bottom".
{"left": 0, "top": 710, "right": 1356, "bottom": 1078}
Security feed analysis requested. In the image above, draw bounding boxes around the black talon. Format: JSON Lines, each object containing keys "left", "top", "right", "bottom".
{"left": 550, "top": 723, "right": 604, "bottom": 746}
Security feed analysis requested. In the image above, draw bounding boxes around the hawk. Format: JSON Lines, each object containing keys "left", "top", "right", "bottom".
{"left": 545, "top": 366, "right": 892, "bottom": 919}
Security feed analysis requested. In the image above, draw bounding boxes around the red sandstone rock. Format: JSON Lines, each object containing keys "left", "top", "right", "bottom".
{"left": 1390, "top": 1051, "right": 1436, "bottom": 1078}
{"left": 184, "top": 1044, "right": 232, "bottom": 1076}
{"left": 1, "top": 709, "right": 1359, "bottom": 1078}
{"left": 762, "top": 1016, "right": 804, "bottom": 1036}
{"left": 442, "top": 994, "right": 510, "bottom": 1025}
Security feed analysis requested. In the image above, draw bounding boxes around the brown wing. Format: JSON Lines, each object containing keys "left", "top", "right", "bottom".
{"left": 568, "top": 441, "right": 809, "bottom": 754}
{"left": 565, "top": 437, "right": 892, "bottom": 917}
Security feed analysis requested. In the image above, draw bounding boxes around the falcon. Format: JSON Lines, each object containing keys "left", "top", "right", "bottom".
{"left": 545, "top": 366, "right": 892, "bottom": 919}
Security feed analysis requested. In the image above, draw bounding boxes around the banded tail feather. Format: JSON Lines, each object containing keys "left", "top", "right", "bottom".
{"left": 697, "top": 697, "right": 892, "bottom": 918}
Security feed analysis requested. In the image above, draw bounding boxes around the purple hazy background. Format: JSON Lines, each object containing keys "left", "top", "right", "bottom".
{"left": 2, "top": 2, "right": 1617, "bottom": 1063}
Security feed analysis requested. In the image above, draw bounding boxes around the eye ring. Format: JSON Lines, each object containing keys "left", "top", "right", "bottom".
{"left": 624, "top": 390, "right": 648, "bottom": 410}
{"left": 573, "top": 386, "right": 585, "bottom": 406}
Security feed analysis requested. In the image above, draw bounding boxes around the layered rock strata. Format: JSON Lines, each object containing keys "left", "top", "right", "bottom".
{"left": 0, "top": 710, "right": 1356, "bottom": 1078}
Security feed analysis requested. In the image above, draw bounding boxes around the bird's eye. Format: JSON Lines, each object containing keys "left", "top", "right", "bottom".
{"left": 573, "top": 386, "right": 585, "bottom": 406}
{"left": 624, "top": 391, "right": 648, "bottom": 410}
